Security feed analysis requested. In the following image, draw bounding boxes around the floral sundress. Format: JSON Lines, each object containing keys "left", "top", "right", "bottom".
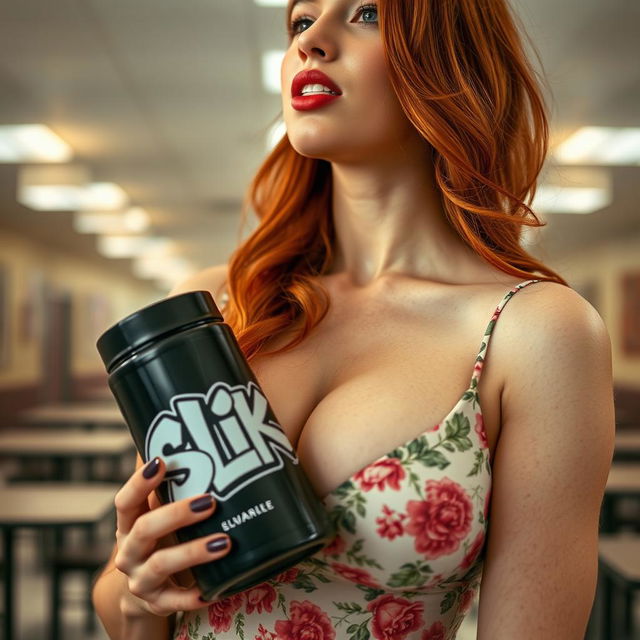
{"left": 174, "top": 279, "right": 543, "bottom": 640}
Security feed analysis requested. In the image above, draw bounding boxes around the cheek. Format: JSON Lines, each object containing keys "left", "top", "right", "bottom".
{"left": 357, "top": 69, "right": 408, "bottom": 132}
{"left": 354, "top": 49, "right": 400, "bottom": 107}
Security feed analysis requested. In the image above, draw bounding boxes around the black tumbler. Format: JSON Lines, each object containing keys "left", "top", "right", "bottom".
{"left": 96, "top": 291, "right": 334, "bottom": 601}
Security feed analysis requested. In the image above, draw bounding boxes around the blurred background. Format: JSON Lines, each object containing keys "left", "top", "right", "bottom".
{"left": 0, "top": 0, "right": 638, "bottom": 638}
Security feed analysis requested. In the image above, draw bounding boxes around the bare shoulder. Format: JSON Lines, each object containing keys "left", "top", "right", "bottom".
{"left": 493, "top": 276, "right": 614, "bottom": 453}
{"left": 491, "top": 281, "right": 611, "bottom": 388}
{"left": 167, "top": 263, "right": 229, "bottom": 300}
{"left": 476, "top": 279, "right": 615, "bottom": 637}
{"left": 490, "top": 279, "right": 611, "bottom": 373}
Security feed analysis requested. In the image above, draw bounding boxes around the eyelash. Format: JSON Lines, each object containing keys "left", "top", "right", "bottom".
{"left": 288, "top": 3, "right": 378, "bottom": 37}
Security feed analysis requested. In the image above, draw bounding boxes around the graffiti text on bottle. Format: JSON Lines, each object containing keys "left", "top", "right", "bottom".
{"left": 144, "top": 381, "right": 298, "bottom": 502}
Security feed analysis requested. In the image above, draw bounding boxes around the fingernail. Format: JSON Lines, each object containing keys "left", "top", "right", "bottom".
{"left": 142, "top": 457, "right": 160, "bottom": 479}
{"left": 206, "top": 537, "right": 230, "bottom": 553}
{"left": 190, "top": 495, "right": 214, "bottom": 513}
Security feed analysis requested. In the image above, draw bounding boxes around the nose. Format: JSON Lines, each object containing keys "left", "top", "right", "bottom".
{"left": 296, "top": 16, "right": 337, "bottom": 62}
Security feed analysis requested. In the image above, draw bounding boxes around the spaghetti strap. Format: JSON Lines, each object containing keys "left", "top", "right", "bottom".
{"left": 469, "top": 278, "right": 544, "bottom": 388}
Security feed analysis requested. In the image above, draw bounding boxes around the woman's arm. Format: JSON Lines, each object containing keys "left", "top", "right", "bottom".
{"left": 92, "top": 548, "right": 175, "bottom": 640}
{"left": 92, "top": 454, "right": 231, "bottom": 640}
{"left": 91, "top": 456, "right": 176, "bottom": 640}
{"left": 476, "top": 285, "right": 615, "bottom": 639}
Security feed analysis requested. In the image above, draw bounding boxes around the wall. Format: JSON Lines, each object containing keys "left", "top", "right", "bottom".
{"left": 0, "top": 228, "right": 160, "bottom": 391}
{"left": 540, "top": 232, "right": 640, "bottom": 388}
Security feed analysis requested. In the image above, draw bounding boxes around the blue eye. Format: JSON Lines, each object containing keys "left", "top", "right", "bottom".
{"left": 288, "top": 3, "right": 378, "bottom": 37}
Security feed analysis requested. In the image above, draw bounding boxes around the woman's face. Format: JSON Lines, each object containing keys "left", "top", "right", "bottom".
{"left": 281, "top": 0, "right": 422, "bottom": 164}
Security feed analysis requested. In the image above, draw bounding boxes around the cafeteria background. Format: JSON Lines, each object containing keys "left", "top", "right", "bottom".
{"left": 0, "top": 0, "right": 639, "bottom": 639}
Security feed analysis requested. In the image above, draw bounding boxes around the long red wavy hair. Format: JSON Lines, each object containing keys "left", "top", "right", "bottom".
{"left": 224, "top": 0, "right": 567, "bottom": 361}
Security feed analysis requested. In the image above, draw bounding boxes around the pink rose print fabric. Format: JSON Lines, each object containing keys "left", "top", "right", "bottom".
{"left": 173, "top": 280, "right": 542, "bottom": 639}
{"left": 207, "top": 593, "right": 243, "bottom": 632}
{"left": 421, "top": 621, "right": 446, "bottom": 640}
{"left": 367, "top": 595, "right": 424, "bottom": 639}
{"left": 275, "top": 600, "right": 336, "bottom": 640}
{"left": 405, "top": 478, "right": 473, "bottom": 559}
{"left": 243, "top": 583, "right": 277, "bottom": 615}
{"left": 354, "top": 458, "right": 406, "bottom": 492}
{"left": 376, "top": 505, "right": 408, "bottom": 541}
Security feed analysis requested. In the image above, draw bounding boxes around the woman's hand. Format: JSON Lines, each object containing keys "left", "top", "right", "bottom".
{"left": 113, "top": 456, "right": 232, "bottom": 618}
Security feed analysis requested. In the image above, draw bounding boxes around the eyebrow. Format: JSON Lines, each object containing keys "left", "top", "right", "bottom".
{"left": 287, "top": 0, "right": 318, "bottom": 17}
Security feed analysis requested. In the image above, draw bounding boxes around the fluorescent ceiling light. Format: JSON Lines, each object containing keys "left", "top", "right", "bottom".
{"left": 96, "top": 235, "right": 174, "bottom": 259}
{"left": 533, "top": 166, "right": 611, "bottom": 214}
{"left": 20, "top": 185, "right": 83, "bottom": 211}
{"left": 80, "top": 183, "right": 128, "bottom": 211}
{"left": 132, "top": 254, "right": 197, "bottom": 291}
{"left": 0, "top": 124, "right": 73, "bottom": 163}
{"left": 532, "top": 185, "right": 610, "bottom": 214}
{"left": 74, "top": 207, "right": 150, "bottom": 234}
{"left": 133, "top": 255, "right": 195, "bottom": 281}
{"left": 554, "top": 127, "right": 640, "bottom": 165}
{"left": 19, "top": 182, "right": 129, "bottom": 211}
{"left": 262, "top": 50, "right": 285, "bottom": 94}
{"left": 17, "top": 164, "right": 130, "bottom": 211}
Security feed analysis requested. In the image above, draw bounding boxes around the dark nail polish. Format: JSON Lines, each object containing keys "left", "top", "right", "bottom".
{"left": 206, "top": 537, "right": 229, "bottom": 553}
{"left": 190, "top": 495, "right": 214, "bottom": 513}
{"left": 142, "top": 457, "right": 160, "bottom": 479}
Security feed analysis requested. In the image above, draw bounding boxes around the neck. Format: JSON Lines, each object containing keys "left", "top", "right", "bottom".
{"left": 327, "top": 155, "right": 482, "bottom": 287}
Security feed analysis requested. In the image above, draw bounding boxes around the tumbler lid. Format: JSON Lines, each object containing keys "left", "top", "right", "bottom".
{"left": 96, "top": 290, "right": 223, "bottom": 372}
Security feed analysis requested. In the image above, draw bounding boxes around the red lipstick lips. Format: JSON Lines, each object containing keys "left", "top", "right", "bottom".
{"left": 291, "top": 69, "right": 342, "bottom": 111}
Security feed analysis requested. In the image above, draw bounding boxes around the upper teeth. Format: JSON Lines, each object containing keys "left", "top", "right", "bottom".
{"left": 301, "top": 84, "right": 337, "bottom": 95}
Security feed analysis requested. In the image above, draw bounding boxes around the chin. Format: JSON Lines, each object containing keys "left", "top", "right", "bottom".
{"left": 287, "top": 133, "right": 339, "bottom": 162}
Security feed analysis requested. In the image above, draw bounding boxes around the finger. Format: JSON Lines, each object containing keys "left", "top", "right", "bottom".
{"left": 134, "top": 534, "right": 232, "bottom": 593}
{"left": 119, "top": 493, "right": 217, "bottom": 566}
{"left": 114, "top": 457, "right": 166, "bottom": 535}
{"left": 145, "top": 586, "right": 214, "bottom": 617}
{"left": 148, "top": 488, "right": 162, "bottom": 511}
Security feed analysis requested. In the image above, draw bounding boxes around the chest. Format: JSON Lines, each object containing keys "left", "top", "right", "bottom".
{"left": 246, "top": 286, "right": 506, "bottom": 499}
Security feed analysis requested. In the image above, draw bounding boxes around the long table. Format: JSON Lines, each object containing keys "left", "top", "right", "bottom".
{"left": 605, "top": 464, "right": 640, "bottom": 494}
{"left": 0, "top": 428, "right": 135, "bottom": 481}
{"left": 614, "top": 431, "right": 640, "bottom": 462}
{"left": 20, "top": 403, "right": 126, "bottom": 429}
{"left": 0, "top": 483, "right": 118, "bottom": 640}
{"left": 601, "top": 464, "right": 640, "bottom": 532}
{"left": 597, "top": 533, "right": 640, "bottom": 639}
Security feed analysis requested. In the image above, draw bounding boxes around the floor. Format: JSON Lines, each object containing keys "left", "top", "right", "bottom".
{"left": 9, "top": 530, "right": 110, "bottom": 640}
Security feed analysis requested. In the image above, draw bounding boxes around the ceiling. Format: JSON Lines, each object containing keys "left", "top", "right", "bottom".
{"left": 0, "top": 0, "right": 638, "bottom": 283}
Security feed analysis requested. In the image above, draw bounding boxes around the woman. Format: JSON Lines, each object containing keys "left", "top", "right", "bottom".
{"left": 92, "top": 0, "right": 615, "bottom": 638}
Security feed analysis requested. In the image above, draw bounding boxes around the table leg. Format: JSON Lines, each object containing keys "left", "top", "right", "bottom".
{"left": 583, "top": 595, "right": 598, "bottom": 640}
{"left": 53, "top": 526, "right": 64, "bottom": 553}
{"left": 601, "top": 568, "right": 613, "bottom": 639}
{"left": 86, "top": 455, "right": 95, "bottom": 481}
{"left": 109, "top": 455, "right": 119, "bottom": 483}
{"left": 599, "top": 496, "right": 614, "bottom": 533}
{"left": 2, "top": 526, "right": 15, "bottom": 640}
{"left": 623, "top": 586, "right": 633, "bottom": 639}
